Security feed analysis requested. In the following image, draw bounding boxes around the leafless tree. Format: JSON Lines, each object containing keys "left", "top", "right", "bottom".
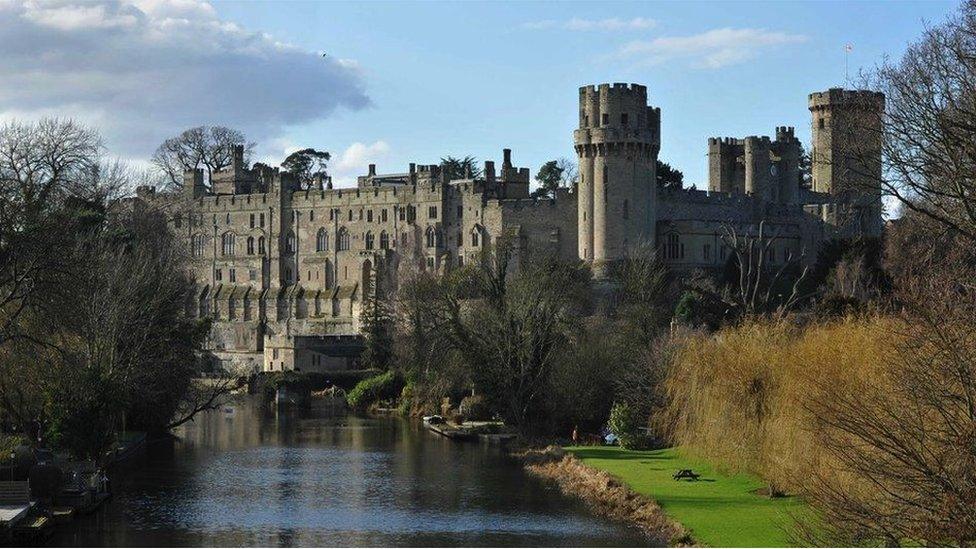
{"left": 151, "top": 126, "right": 254, "bottom": 190}
{"left": 720, "top": 220, "right": 809, "bottom": 319}
{"left": 850, "top": 2, "right": 976, "bottom": 243}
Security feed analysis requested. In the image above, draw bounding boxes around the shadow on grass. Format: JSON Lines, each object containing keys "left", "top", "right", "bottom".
{"left": 568, "top": 447, "right": 673, "bottom": 461}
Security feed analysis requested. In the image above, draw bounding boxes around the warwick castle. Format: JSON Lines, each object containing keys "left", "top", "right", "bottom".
{"left": 135, "top": 83, "right": 885, "bottom": 374}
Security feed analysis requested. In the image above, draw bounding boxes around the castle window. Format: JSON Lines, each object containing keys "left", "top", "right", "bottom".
{"left": 249, "top": 269, "right": 257, "bottom": 281}
{"left": 399, "top": 208, "right": 405, "bottom": 221}
{"left": 623, "top": 200, "right": 629, "bottom": 219}
{"left": 337, "top": 228, "right": 350, "bottom": 251}
{"left": 601, "top": 113, "right": 609, "bottom": 125}
{"left": 215, "top": 269, "right": 222, "bottom": 282}
{"left": 621, "top": 113, "right": 629, "bottom": 125}
{"left": 260, "top": 213, "right": 265, "bottom": 227}
{"left": 310, "top": 211, "right": 315, "bottom": 222}
{"left": 250, "top": 214, "right": 255, "bottom": 229}
{"left": 258, "top": 236, "right": 266, "bottom": 255}
{"left": 429, "top": 206, "right": 437, "bottom": 219}
{"left": 367, "top": 210, "right": 373, "bottom": 223}
{"left": 247, "top": 236, "right": 255, "bottom": 255}
{"left": 380, "top": 231, "right": 390, "bottom": 250}
{"left": 365, "top": 231, "right": 375, "bottom": 250}
{"left": 285, "top": 231, "right": 296, "bottom": 253}
{"left": 191, "top": 234, "right": 205, "bottom": 257}
{"left": 324, "top": 259, "right": 334, "bottom": 288}
{"left": 226, "top": 213, "right": 230, "bottom": 224}
{"left": 666, "top": 233, "right": 680, "bottom": 260}
{"left": 316, "top": 228, "right": 328, "bottom": 252}
{"left": 471, "top": 230, "right": 480, "bottom": 247}
{"left": 329, "top": 209, "right": 334, "bottom": 221}
{"left": 819, "top": 118, "right": 825, "bottom": 129}
{"left": 359, "top": 209, "right": 363, "bottom": 221}
{"left": 229, "top": 269, "right": 236, "bottom": 283}
{"left": 425, "top": 226, "right": 437, "bottom": 248}
{"left": 221, "top": 232, "right": 235, "bottom": 256}
{"left": 348, "top": 210, "right": 353, "bottom": 221}
{"left": 382, "top": 209, "right": 388, "bottom": 222}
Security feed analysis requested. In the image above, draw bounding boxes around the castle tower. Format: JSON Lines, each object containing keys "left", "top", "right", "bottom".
{"left": 574, "top": 83, "right": 660, "bottom": 277}
{"left": 809, "top": 88, "right": 885, "bottom": 235}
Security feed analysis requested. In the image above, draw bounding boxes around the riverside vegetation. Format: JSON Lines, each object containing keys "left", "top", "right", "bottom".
{"left": 348, "top": 5, "right": 976, "bottom": 545}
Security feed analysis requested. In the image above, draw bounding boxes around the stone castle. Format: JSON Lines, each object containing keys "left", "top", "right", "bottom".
{"left": 135, "top": 83, "right": 884, "bottom": 374}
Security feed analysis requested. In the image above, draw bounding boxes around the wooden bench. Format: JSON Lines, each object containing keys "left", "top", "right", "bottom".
{"left": 673, "top": 469, "right": 701, "bottom": 481}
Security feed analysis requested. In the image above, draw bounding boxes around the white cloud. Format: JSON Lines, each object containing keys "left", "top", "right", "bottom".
{"left": 332, "top": 140, "right": 391, "bottom": 187}
{"left": 619, "top": 28, "right": 807, "bottom": 69}
{"left": 0, "top": 0, "right": 371, "bottom": 158}
{"left": 522, "top": 17, "right": 656, "bottom": 31}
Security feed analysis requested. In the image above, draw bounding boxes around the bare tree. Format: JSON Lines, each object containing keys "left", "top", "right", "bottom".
{"left": 851, "top": 2, "right": 976, "bottom": 243}
{"left": 151, "top": 126, "right": 254, "bottom": 189}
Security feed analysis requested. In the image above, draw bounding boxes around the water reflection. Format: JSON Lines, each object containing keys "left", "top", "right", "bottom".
{"left": 51, "top": 397, "right": 650, "bottom": 547}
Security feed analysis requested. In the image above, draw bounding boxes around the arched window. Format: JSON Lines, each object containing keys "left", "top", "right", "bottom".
{"left": 471, "top": 229, "right": 480, "bottom": 247}
{"left": 316, "top": 228, "right": 328, "bottom": 252}
{"left": 425, "top": 226, "right": 436, "bottom": 248}
{"left": 337, "top": 227, "right": 350, "bottom": 251}
{"left": 258, "top": 236, "right": 266, "bottom": 255}
{"left": 191, "top": 234, "right": 205, "bottom": 257}
{"left": 285, "top": 231, "right": 296, "bottom": 253}
{"left": 365, "top": 232, "right": 375, "bottom": 250}
{"left": 380, "top": 231, "right": 390, "bottom": 250}
{"left": 221, "top": 232, "right": 235, "bottom": 256}
{"left": 247, "top": 236, "right": 255, "bottom": 255}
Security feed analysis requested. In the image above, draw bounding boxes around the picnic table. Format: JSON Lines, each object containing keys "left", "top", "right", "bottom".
{"left": 673, "top": 468, "right": 701, "bottom": 481}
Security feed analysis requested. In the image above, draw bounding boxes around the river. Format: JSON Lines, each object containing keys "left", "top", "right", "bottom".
{"left": 49, "top": 397, "right": 649, "bottom": 547}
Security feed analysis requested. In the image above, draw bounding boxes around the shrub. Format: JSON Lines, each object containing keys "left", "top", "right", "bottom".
{"left": 608, "top": 402, "right": 649, "bottom": 450}
{"left": 459, "top": 394, "right": 491, "bottom": 421}
{"left": 346, "top": 371, "right": 404, "bottom": 411}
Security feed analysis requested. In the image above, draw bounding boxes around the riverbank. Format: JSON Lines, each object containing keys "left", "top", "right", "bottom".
{"left": 563, "top": 446, "right": 807, "bottom": 547}
{"left": 519, "top": 446, "right": 690, "bottom": 546}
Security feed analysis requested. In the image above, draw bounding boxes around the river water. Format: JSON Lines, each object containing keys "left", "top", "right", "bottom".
{"left": 50, "top": 397, "right": 648, "bottom": 547}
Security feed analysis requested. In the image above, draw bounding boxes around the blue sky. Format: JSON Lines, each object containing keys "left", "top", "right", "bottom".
{"left": 0, "top": 0, "right": 957, "bottom": 188}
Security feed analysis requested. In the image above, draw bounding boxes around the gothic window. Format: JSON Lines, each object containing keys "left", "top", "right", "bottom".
{"left": 471, "top": 230, "right": 480, "bottom": 247}
{"left": 249, "top": 214, "right": 255, "bottom": 228}
{"left": 428, "top": 206, "right": 437, "bottom": 219}
{"left": 260, "top": 213, "right": 265, "bottom": 227}
{"left": 425, "top": 226, "right": 436, "bottom": 248}
{"left": 191, "top": 234, "right": 205, "bottom": 257}
{"left": 367, "top": 210, "right": 373, "bottom": 223}
{"left": 348, "top": 210, "right": 353, "bottom": 221}
{"left": 221, "top": 232, "right": 235, "bottom": 256}
{"left": 365, "top": 231, "right": 375, "bottom": 250}
{"left": 337, "top": 227, "right": 350, "bottom": 251}
{"left": 247, "top": 236, "right": 255, "bottom": 255}
{"left": 381, "top": 209, "right": 388, "bottom": 222}
{"left": 380, "top": 231, "right": 389, "bottom": 250}
{"left": 666, "top": 233, "right": 681, "bottom": 260}
{"left": 316, "top": 228, "right": 328, "bottom": 252}
{"left": 229, "top": 268, "right": 236, "bottom": 283}
{"left": 215, "top": 269, "right": 222, "bottom": 282}
{"left": 285, "top": 231, "right": 296, "bottom": 253}
{"left": 258, "top": 236, "right": 266, "bottom": 255}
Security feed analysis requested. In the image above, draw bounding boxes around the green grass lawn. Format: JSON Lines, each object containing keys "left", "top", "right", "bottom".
{"left": 566, "top": 446, "right": 807, "bottom": 547}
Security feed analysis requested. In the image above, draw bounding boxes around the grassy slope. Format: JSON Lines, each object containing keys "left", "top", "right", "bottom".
{"left": 566, "top": 446, "right": 805, "bottom": 547}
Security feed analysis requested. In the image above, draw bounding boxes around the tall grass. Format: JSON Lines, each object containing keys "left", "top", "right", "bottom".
{"left": 663, "top": 317, "right": 899, "bottom": 496}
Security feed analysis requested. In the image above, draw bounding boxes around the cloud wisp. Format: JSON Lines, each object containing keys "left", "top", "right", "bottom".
{"left": 618, "top": 27, "right": 807, "bottom": 69}
{"left": 0, "top": 0, "right": 371, "bottom": 158}
{"left": 522, "top": 17, "right": 656, "bottom": 32}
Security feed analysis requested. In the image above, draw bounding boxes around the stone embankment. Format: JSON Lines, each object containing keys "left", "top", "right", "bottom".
{"left": 518, "top": 446, "right": 694, "bottom": 547}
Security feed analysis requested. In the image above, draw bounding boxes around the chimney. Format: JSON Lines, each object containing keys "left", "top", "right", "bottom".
{"left": 502, "top": 148, "right": 512, "bottom": 169}
{"left": 368, "top": 163, "right": 376, "bottom": 177}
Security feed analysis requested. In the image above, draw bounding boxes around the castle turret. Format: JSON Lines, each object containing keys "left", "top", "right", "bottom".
{"left": 183, "top": 168, "right": 206, "bottom": 198}
{"left": 809, "top": 88, "right": 885, "bottom": 235}
{"left": 574, "top": 83, "right": 660, "bottom": 277}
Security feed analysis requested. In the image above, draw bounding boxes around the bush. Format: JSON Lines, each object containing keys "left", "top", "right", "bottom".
{"left": 608, "top": 402, "right": 650, "bottom": 450}
{"left": 346, "top": 371, "right": 404, "bottom": 411}
{"left": 458, "top": 394, "right": 491, "bottom": 421}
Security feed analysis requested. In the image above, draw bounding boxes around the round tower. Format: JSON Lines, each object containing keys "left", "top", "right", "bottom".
{"left": 809, "top": 88, "right": 885, "bottom": 236}
{"left": 574, "top": 83, "right": 660, "bottom": 277}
